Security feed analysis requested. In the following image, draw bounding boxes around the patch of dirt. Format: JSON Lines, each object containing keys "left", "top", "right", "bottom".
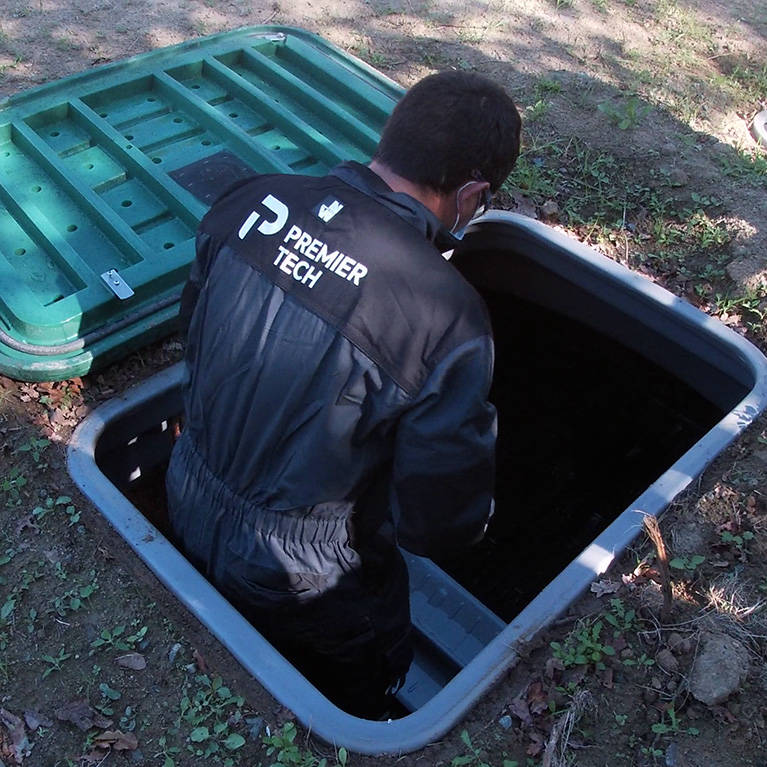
{"left": 1, "top": 1, "right": 767, "bottom": 766}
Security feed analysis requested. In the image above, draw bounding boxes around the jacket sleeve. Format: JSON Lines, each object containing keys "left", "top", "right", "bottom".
{"left": 178, "top": 176, "right": 261, "bottom": 334}
{"left": 178, "top": 230, "right": 216, "bottom": 335}
{"left": 391, "top": 334, "right": 496, "bottom": 558}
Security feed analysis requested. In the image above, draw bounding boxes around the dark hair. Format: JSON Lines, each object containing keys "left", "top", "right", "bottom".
{"left": 373, "top": 71, "right": 521, "bottom": 194}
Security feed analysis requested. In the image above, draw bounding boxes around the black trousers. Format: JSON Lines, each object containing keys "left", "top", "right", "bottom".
{"left": 216, "top": 538, "right": 414, "bottom": 720}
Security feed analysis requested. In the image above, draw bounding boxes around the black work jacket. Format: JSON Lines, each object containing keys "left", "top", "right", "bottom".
{"left": 166, "top": 162, "right": 496, "bottom": 599}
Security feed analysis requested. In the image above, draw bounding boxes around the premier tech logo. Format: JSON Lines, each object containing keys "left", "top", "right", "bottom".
{"left": 237, "top": 193, "right": 367, "bottom": 290}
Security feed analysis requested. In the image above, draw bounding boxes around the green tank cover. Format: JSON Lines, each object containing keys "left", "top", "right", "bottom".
{"left": 0, "top": 27, "right": 402, "bottom": 381}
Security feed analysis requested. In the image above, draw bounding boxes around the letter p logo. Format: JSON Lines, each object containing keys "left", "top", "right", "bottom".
{"left": 238, "top": 194, "right": 290, "bottom": 239}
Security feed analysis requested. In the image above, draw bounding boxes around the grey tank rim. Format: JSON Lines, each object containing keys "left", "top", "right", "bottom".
{"left": 67, "top": 213, "right": 767, "bottom": 755}
{"left": 752, "top": 109, "right": 767, "bottom": 146}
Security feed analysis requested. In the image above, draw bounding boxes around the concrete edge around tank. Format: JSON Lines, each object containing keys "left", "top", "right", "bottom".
{"left": 67, "top": 216, "right": 767, "bottom": 755}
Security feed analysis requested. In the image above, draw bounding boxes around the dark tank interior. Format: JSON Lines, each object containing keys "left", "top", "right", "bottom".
{"left": 435, "top": 289, "right": 724, "bottom": 621}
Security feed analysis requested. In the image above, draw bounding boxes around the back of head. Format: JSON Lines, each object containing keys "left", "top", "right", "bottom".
{"left": 373, "top": 71, "right": 521, "bottom": 194}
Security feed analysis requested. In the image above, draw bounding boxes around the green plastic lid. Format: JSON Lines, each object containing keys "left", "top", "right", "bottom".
{"left": 0, "top": 27, "right": 402, "bottom": 381}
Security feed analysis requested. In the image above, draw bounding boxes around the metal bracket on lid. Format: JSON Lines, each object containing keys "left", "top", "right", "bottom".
{"left": 101, "top": 269, "right": 135, "bottom": 299}
{"left": 247, "top": 32, "right": 287, "bottom": 43}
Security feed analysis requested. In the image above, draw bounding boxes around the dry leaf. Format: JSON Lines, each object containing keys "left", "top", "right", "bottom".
{"left": 23, "top": 711, "right": 52, "bottom": 731}
{"left": 545, "top": 657, "right": 565, "bottom": 679}
{"left": 193, "top": 648, "right": 209, "bottom": 673}
{"left": 97, "top": 545, "right": 115, "bottom": 561}
{"left": 509, "top": 695, "right": 533, "bottom": 727}
{"left": 528, "top": 681, "right": 549, "bottom": 716}
{"left": 0, "top": 708, "right": 31, "bottom": 764}
{"left": 612, "top": 634, "right": 627, "bottom": 653}
{"left": 15, "top": 517, "right": 40, "bottom": 535}
{"left": 93, "top": 730, "right": 139, "bottom": 751}
{"left": 55, "top": 701, "right": 112, "bottom": 732}
{"left": 116, "top": 652, "right": 147, "bottom": 670}
{"left": 590, "top": 579, "right": 621, "bottom": 597}
{"left": 81, "top": 749, "right": 105, "bottom": 764}
{"left": 526, "top": 729, "right": 546, "bottom": 756}
{"left": 18, "top": 384, "right": 38, "bottom": 402}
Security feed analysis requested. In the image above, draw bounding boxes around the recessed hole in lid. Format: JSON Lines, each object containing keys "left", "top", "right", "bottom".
{"left": 173, "top": 117, "right": 183, "bottom": 124}
{"left": 201, "top": 139, "right": 211, "bottom": 146}
{"left": 152, "top": 157, "right": 162, "bottom": 164}
{"left": 229, "top": 112, "right": 238, "bottom": 118}
{"left": 14, "top": 248, "right": 26, "bottom": 256}
{"left": 66, "top": 224, "right": 78, "bottom": 232}
{"left": 147, "top": 97, "right": 156, "bottom": 102}
{"left": 86, "top": 163, "right": 94, "bottom": 169}
{"left": 99, "top": 112, "right": 108, "bottom": 118}
{"left": 2, "top": 151, "right": 9, "bottom": 157}
{"left": 191, "top": 84, "right": 200, "bottom": 89}
{"left": 272, "top": 145, "right": 281, "bottom": 150}
{"left": 125, "top": 134, "right": 134, "bottom": 140}
{"left": 32, "top": 185, "right": 41, "bottom": 192}
{"left": 163, "top": 242, "right": 174, "bottom": 249}
{"left": 121, "top": 200, "right": 132, "bottom": 207}
{"left": 50, "top": 130, "right": 60, "bottom": 137}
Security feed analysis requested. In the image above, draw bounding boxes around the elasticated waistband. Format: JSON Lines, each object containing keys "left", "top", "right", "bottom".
{"left": 172, "top": 432, "right": 352, "bottom": 544}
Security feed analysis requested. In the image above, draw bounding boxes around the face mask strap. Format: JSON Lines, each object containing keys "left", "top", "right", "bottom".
{"left": 450, "top": 181, "right": 475, "bottom": 234}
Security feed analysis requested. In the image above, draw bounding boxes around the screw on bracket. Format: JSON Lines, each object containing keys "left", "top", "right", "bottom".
{"left": 100, "top": 269, "right": 135, "bottom": 299}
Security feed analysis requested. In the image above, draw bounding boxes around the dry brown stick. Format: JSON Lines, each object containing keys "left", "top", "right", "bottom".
{"left": 643, "top": 515, "right": 673, "bottom": 623}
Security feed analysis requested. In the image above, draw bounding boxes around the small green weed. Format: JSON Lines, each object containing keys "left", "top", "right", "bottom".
{"left": 717, "top": 149, "right": 767, "bottom": 183}
{"left": 550, "top": 618, "right": 616, "bottom": 669}
{"left": 156, "top": 734, "right": 182, "bottom": 767}
{"left": 95, "top": 682, "right": 122, "bottom": 716}
{"left": 684, "top": 210, "right": 730, "bottom": 249}
{"left": 669, "top": 554, "right": 705, "bottom": 571}
{"left": 349, "top": 43, "right": 391, "bottom": 69}
{"left": 720, "top": 529, "right": 755, "bottom": 552}
{"left": 729, "top": 61, "right": 767, "bottom": 103}
{"left": 262, "top": 721, "right": 348, "bottom": 767}
{"left": 622, "top": 651, "right": 655, "bottom": 668}
{"left": 90, "top": 624, "right": 147, "bottom": 654}
{"left": 535, "top": 77, "right": 562, "bottom": 97}
{"left": 597, "top": 96, "right": 652, "bottom": 130}
{"left": 651, "top": 707, "right": 699, "bottom": 736}
{"left": 525, "top": 100, "right": 549, "bottom": 123}
{"left": 14, "top": 437, "right": 50, "bottom": 463}
{"left": 0, "top": 548, "right": 15, "bottom": 567}
{"left": 41, "top": 647, "right": 72, "bottom": 678}
{"left": 1, "top": 466, "right": 28, "bottom": 505}
{"left": 178, "top": 675, "right": 247, "bottom": 760}
{"left": 604, "top": 598, "right": 636, "bottom": 635}
{"left": 451, "top": 729, "right": 518, "bottom": 767}
{"left": 32, "top": 494, "right": 77, "bottom": 522}
{"left": 504, "top": 153, "right": 558, "bottom": 201}
{"left": 49, "top": 571, "right": 98, "bottom": 616}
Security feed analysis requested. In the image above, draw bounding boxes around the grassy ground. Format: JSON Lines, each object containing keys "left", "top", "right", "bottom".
{"left": 1, "top": 1, "right": 767, "bottom": 765}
